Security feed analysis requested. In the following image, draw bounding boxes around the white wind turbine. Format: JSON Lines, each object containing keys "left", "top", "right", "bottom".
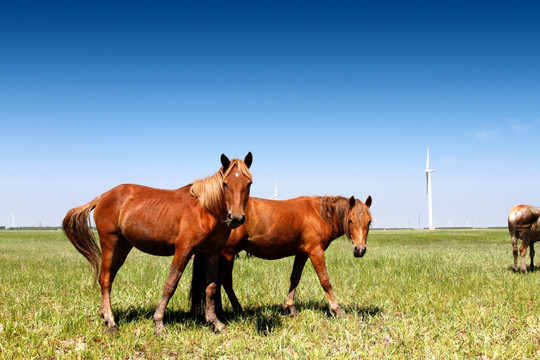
{"left": 271, "top": 180, "right": 279, "bottom": 200}
{"left": 425, "top": 147, "right": 435, "bottom": 230}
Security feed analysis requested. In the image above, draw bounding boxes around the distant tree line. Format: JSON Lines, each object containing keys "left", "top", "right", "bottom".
{"left": 1, "top": 226, "right": 62, "bottom": 231}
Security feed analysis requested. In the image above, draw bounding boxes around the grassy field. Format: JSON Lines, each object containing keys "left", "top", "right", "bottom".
{"left": 0, "top": 229, "right": 539, "bottom": 359}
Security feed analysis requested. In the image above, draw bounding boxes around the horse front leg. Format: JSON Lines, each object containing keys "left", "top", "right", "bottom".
{"left": 154, "top": 249, "right": 192, "bottom": 335}
{"left": 203, "top": 253, "right": 226, "bottom": 333}
{"left": 284, "top": 254, "right": 308, "bottom": 316}
{"left": 309, "top": 249, "right": 344, "bottom": 317}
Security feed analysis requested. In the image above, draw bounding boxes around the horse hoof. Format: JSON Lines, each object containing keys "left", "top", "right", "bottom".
{"left": 106, "top": 324, "right": 118, "bottom": 334}
{"left": 213, "top": 321, "right": 227, "bottom": 334}
{"left": 334, "top": 309, "right": 345, "bottom": 318}
{"left": 232, "top": 306, "right": 244, "bottom": 315}
{"left": 288, "top": 307, "right": 298, "bottom": 317}
{"left": 154, "top": 323, "right": 166, "bottom": 336}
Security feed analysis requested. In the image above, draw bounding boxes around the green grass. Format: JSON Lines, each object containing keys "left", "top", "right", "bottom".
{"left": 1, "top": 229, "right": 539, "bottom": 359}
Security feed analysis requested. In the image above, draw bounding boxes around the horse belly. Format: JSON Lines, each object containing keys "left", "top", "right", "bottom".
{"left": 243, "top": 236, "right": 301, "bottom": 260}
{"left": 120, "top": 220, "right": 178, "bottom": 256}
{"left": 129, "top": 238, "right": 176, "bottom": 256}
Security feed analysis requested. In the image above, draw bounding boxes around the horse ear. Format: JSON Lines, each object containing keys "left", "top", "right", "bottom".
{"left": 349, "top": 196, "right": 356, "bottom": 208}
{"left": 244, "top": 152, "right": 253, "bottom": 168}
{"left": 365, "top": 195, "right": 372, "bottom": 208}
{"left": 221, "top": 154, "right": 231, "bottom": 169}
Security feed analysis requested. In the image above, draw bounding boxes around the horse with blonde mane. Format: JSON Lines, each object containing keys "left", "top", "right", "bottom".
{"left": 190, "top": 194, "right": 372, "bottom": 317}
{"left": 63, "top": 152, "right": 253, "bottom": 334}
{"left": 508, "top": 204, "right": 540, "bottom": 273}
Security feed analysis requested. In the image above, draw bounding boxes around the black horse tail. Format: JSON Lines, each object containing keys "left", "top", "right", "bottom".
{"left": 189, "top": 253, "right": 206, "bottom": 315}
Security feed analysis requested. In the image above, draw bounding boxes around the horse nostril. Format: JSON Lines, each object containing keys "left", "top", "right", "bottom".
{"left": 226, "top": 213, "right": 245, "bottom": 229}
{"left": 354, "top": 246, "right": 366, "bottom": 258}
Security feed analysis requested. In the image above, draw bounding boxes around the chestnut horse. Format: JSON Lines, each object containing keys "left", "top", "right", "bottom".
{"left": 508, "top": 205, "right": 540, "bottom": 273}
{"left": 63, "top": 152, "right": 253, "bottom": 334}
{"left": 191, "top": 195, "right": 372, "bottom": 317}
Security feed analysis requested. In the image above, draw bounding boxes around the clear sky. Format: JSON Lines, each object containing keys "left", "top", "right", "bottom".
{"left": 1, "top": 0, "right": 539, "bottom": 228}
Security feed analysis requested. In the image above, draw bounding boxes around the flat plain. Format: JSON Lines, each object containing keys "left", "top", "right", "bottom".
{"left": 0, "top": 228, "right": 538, "bottom": 359}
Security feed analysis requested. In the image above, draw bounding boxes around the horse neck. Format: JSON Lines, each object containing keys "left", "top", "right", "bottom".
{"left": 319, "top": 196, "right": 349, "bottom": 239}
{"left": 189, "top": 170, "right": 227, "bottom": 219}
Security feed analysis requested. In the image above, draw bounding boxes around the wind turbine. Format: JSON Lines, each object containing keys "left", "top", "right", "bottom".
{"left": 271, "top": 180, "right": 279, "bottom": 200}
{"left": 425, "top": 147, "right": 435, "bottom": 230}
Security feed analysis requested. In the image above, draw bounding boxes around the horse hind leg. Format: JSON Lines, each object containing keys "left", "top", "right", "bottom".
{"left": 284, "top": 254, "right": 308, "bottom": 316}
{"left": 519, "top": 238, "right": 530, "bottom": 273}
{"left": 98, "top": 233, "right": 133, "bottom": 332}
{"left": 530, "top": 242, "right": 535, "bottom": 272}
{"left": 511, "top": 235, "right": 519, "bottom": 272}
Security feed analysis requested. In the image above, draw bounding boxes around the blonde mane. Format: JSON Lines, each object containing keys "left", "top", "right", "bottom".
{"left": 190, "top": 159, "right": 252, "bottom": 216}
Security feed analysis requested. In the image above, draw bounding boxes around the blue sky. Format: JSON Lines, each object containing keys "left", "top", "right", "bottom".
{"left": 1, "top": 0, "right": 539, "bottom": 228}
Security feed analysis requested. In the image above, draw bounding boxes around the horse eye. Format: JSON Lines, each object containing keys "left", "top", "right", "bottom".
{"left": 223, "top": 182, "right": 229, "bottom": 188}
{"left": 348, "top": 219, "right": 353, "bottom": 224}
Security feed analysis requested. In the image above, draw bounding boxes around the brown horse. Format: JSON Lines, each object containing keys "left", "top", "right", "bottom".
{"left": 63, "top": 152, "right": 253, "bottom": 334}
{"left": 508, "top": 204, "right": 540, "bottom": 273}
{"left": 191, "top": 195, "right": 372, "bottom": 317}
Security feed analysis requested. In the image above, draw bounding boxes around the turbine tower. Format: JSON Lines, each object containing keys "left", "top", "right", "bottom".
{"left": 425, "top": 147, "right": 435, "bottom": 230}
{"left": 271, "top": 180, "right": 279, "bottom": 200}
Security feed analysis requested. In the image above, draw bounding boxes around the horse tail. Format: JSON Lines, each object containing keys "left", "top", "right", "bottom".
{"left": 62, "top": 196, "right": 101, "bottom": 283}
{"left": 189, "top": 253, "right": 206, "bottom": 315}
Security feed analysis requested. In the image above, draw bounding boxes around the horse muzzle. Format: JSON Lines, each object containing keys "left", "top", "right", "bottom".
{"left": 226, "top": 213, "right": 245, "bottom": 229}
{"left": 354, "top": 245, "right": 366, "bottom": 258}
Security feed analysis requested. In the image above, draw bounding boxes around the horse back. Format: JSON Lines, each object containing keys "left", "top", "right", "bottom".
{"left": 508, "top": 205, "right": 540, "bottom": 240}
{"left": 94, "top": 184, "right": 218, "bottom": 255}
{"left": 236, "top": 196, "right": 332, "bottom": 259}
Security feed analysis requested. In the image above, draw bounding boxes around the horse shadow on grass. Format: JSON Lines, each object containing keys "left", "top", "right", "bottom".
{"left": 112, "top": 304, "right": 284, "bottom": 334}
{"left": 506, "top": 265, "right": 540, "bottom": 273}
{"left": 113, "top": 305, "right": 200, "bottom": 330}
{"left": 111, "top": 301, "right": 383, "bottom": 335}
{"left": 222, "top": 301, "right": 383, "bottom": 336}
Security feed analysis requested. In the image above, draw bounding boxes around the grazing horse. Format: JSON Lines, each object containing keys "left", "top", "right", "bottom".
{"left": 508, "top": 205, "right": 540, "bottom": 273}
{"left": 63, "top": 152, "right": 253, "bottom": 334}
{"left": 191, "top": 195, "right": 372, "bottom": 317}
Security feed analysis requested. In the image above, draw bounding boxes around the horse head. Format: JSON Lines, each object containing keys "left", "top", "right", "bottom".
{"left": 345, "top": 195, "right": 372, "bottom": 258}
{"left": 221, "top": 152, "right": 253, "bottom": 228}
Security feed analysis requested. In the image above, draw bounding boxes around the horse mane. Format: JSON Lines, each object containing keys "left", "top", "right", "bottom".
{"left": 190, "top": 159, "right": 252, "bottom": 216}
{"left": 319, "top": 196, "right": 350, "bottom": 238}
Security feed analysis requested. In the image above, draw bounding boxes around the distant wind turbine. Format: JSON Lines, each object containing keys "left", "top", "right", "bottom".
{"left": 425, "top": 147, "right": 435, "bottom": 230}
{"left": 271, "top": 180, "right": 279, "bottom": 200}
